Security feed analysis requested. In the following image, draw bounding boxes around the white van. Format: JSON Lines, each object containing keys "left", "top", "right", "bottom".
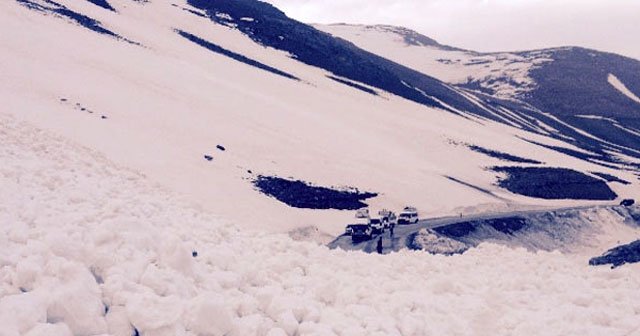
{"left": 398, "top": 207, "right": 419, "bottom": 225}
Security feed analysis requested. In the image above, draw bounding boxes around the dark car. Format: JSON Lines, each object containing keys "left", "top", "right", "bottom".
{"left": 369, "top": 217, "right": 385, "bottom": 234}
{"left": 620, "top": 199, "right": 635, "bottom": 206}
{"left": 351, "top": 224, "right": 373, "bottom": 242}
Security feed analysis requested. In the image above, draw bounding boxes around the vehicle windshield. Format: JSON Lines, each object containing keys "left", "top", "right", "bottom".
{"left": 399, "top": 214, "right": 411, "bottom": 218}
{"left": 351, "top": 224, "right": 369, "bottom": 230}
{"left": 370, "top": 219, "right": 381, "bottom": 224}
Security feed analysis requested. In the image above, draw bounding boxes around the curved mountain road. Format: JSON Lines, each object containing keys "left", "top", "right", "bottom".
{"left": 328, "top": 203, "right": 618, "bottom": 253}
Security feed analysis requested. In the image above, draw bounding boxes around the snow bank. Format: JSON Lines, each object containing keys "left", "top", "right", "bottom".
{"left": 2, "top": 116, "right": 640, "bottom": 336}
{"left": 410, "top": 229, "right": 468, "bottom": 255}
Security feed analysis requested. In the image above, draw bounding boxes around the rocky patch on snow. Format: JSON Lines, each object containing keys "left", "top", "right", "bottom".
{"left": 493, "top": 166, "right": 617, "bottom": 200}
{"left": 177, "top": 30, "right": 299, "bottom": 81}
{"left": 468, "top": 145, "right": 542, "bottom": 164}
{"left": 590, "top": 240, "right": 640, "bottom": 268}
{"left": 253, "top": 175, "right": 377, "bottom": 210}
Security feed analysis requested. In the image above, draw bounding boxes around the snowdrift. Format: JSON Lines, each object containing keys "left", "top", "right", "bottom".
{"left": 2, "top": 114, "right": 640, "bottom": 336}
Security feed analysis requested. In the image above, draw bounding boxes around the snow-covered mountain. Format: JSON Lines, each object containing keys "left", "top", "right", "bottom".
{"left": 318, "top": 23, "right": 640, "bottom": 165}
{"left": 2, "top": 0, "right": 639, "bottom": 237}
{"left": 2, "top": 0, "right": 640, "bottom": 335}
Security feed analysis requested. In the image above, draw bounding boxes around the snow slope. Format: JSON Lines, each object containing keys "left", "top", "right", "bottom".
{"left": 2, "top": 0, "right": 638, "bottom": 238}
{"left": 315, "top": 24, "right": 551, "bottom": 100}
{"left": 2, "top": 113, "right": 640, "bottom": 336}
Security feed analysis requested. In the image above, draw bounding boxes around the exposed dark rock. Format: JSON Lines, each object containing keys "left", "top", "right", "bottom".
{"left": 326, "top": 75, "right": 377, "bottom": 96}
{"left": 589, "top": 240, "right": 640, "bottom": 268}
{"left": 253, "top": 175, "right": 376, "bottom": 210}
{"left": 469, "top": 145, "right": 542, "bottom": 164}
{"left": 17, "top": 0, "right": 121, "bottom": 38}
{"left": 591, "top": 171, "right": 630, "bottom": 185}
{"left": 86, "top": 0, "right": 116, "bottom": 11}
{"left": 493, "top": 166, "right": 617, "bottom": 200}
{"left": 177, "top": 30, "right": 299, "bottom": 81}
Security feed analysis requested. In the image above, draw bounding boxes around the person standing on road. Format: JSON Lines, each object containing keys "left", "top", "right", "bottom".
{"left": 376, "top": 237, "right": 383, "bottom": 254}
{"left": 389, "top": 224, "right": 394, "bottom": 238}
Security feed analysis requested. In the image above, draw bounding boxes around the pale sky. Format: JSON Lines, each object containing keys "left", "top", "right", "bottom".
{"left": 264, "top": 0, "right": 640, "bottom": 60}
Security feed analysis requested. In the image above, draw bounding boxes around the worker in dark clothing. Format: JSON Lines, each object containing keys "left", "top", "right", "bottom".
{"left": 376, "top": 237, "right": 383, "bottom": 254}
{"left": 389, "top": 224, "right": 394, "bottom": 238}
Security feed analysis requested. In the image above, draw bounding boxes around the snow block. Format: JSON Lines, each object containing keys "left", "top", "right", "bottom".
{"left": 126, "top": 293, "right": 183, "bottom": 332}
{"left": 184, "top": 293, "right": 235, "bottom": 336}
{"left": 24, "top": 323, "right": 72, "bottom": 336}
{"left": 0, "top": 292, "right": 47, "bottom": 334}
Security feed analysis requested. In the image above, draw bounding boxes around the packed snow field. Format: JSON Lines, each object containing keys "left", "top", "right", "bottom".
{"left": 3, "top": 114, "right": 640, "bottom": 336}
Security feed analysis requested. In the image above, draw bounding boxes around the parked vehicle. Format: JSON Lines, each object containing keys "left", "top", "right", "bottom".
{"left": 351, "top": 224, "right": 373, "bottom": 242}
{"left": 345, "top": 216, "right": 370, "bottom": 235}
{"left": 369, "top": 215, "right": 385, "bottom": 234}
{"left": 398, "top": 206, "right": 419, "bottom": 225}
{"left": 355, "top": 208, "right": 369, "bottom": 218}
{"left": 378, "top": 209, "right": 397, "bottom": 228}
{"left": 620, "top": 199, "right": 635, "bottom": 206}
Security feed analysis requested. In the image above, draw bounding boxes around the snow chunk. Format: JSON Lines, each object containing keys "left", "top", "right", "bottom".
{"left": 184, "top": 293, "right": 235, "bottom": 336}
{"left": 24, "top": 323, "right": 72, "bottom": 336}
{"left": 411, "top": 229, "right": 468, "bottom": 254}
{"left": 105, "top": 306, "right": 134, "bottom": 336}
{"left": 44, "top": 260, "right": 107, "bottom": 336}
{"left": 126, "top": 293, "right": 183, "bottom": 332}
{"left": 0, "top": 292, "right": 47, "bottom": 334}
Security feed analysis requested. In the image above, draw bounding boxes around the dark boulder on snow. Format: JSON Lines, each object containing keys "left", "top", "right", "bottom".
{"left": 589, "top": 240, "right": 640, "bottom": 268}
